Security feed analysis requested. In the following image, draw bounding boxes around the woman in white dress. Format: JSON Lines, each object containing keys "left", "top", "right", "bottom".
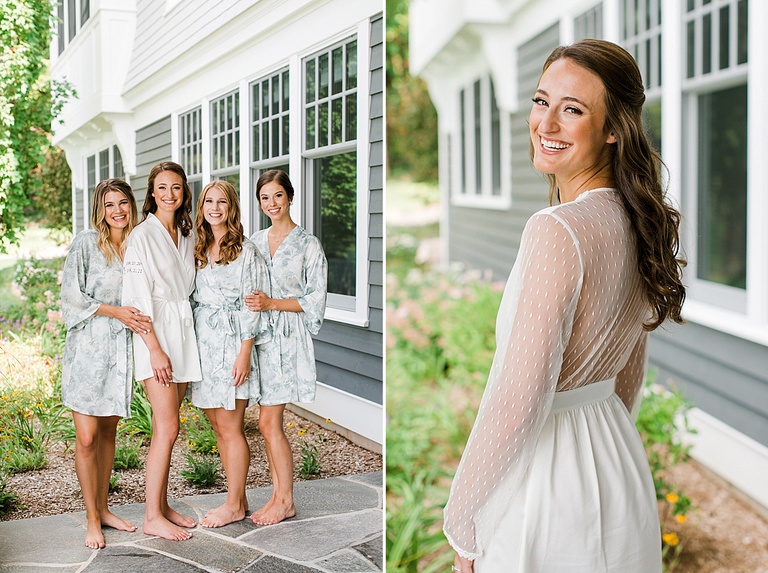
{"left": 244, "top": 169, "right": 327, "bottom": 526}
{"left": 122, "top": 161, "right": 202, "bottom": 541}
{"left": 189, "top": 180, "right": 270, "bottom": 527}
{"left": 61, "top": 179, "right": 150, "bottom": 549}
{"left": 446, "top": 39, "right": 686, "bottom": 573}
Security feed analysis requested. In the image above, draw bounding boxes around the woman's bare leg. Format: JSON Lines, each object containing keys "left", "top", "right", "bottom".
{"left": 142, "top": 380, "right": 193, "bottom": 541}
{"left": 250, "top": 404, "right": 295, "bottom": 525}
{"left": 200, "top": 400, "right": 250, "bottom": 527}
{"left": 93, "top": 416, "right": 136, "bottom": 533}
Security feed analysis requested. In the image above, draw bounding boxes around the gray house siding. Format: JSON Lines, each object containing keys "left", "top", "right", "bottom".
{"left": 132, "top": 116, "right": 173, "bottom": 206}
{"left": 125, "top": 0, "right": 256, "bottom": 91}
{"left": 313, "top": 13, "right": 383, "bottom": 406}
{"left": 448, "top": 24, "right": 559, "bottom": 280}
{"left": 649, "top": 323, "right": 768, "bottom": 448}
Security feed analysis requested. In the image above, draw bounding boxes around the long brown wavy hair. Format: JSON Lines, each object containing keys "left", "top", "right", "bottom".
{"left": 141, "top": 161, "right": 193, "bottom": 237}
{"left": 536, "top": 39, "right": 686, "bottom": 331}
{"left": 90, "top": 178, "right": 138, "bottom": 264}
{"left": 194, "top": 180, "right": 245, "bottom": 268}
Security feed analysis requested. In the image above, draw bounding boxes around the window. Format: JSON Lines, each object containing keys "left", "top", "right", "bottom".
{"left": 210, "top": 90, "right": 240, "bottom": 188}
{"left": 453, "top": 75, "right": 509, "bottom": 208}
{"left": 179, "top": 107, "right": 203, "bottom": 206}
{"left": 56, "top": 0, "right": 90, "bottom": 53}
{"left": 85, "top": 146, "right": 126, "bottom": 226}
{"left": 574, "top": 4, "right": 603, "bottom": 41}
{"left": 683, "top": 0, "right": 748, "bottom": 311}
{"left": 303, "top": 37, "right": 360, "bottom": 311}
{"left": 621, "top": 0, "right": 663, "bottom": 151}
{"left": 250, "top": 68, "right": 290, "bottom": 231}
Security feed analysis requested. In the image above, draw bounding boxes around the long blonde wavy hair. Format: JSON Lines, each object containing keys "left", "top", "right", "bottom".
{"left": 536, "top": 39, "right": 686, "bottom": 331}
{"left": 194, "top": 180, "right": 245, "bottom": 268}
{"left": 90, "top": 178, "right": 138, "bottom": 264}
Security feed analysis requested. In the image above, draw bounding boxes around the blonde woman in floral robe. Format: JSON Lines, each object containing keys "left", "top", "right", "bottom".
{"left": 245, "top": 169, "right": 327, "bottom": 526}
{"left": 189, "top": 180, "right": 270, "bottom": 528}
{"left": 61, "top": 179, "right": 150, "bottom": 549}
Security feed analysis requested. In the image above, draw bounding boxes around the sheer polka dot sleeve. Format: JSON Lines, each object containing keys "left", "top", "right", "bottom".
{"left": 443, "top": 212, "right": 584, "bottom": 560}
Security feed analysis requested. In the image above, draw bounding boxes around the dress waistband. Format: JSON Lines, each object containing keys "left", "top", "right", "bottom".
{"left": 551, "top": 379, "right": 615, "bottom": 412}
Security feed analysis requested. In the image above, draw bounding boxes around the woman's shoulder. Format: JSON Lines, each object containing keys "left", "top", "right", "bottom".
{"left": 68, "top": 229, "right": 99, "bottom": 253}
{"left": 294, "top": 226, "right": 322, "bottom": 248}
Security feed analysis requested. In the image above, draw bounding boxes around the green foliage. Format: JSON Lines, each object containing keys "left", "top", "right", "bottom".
{"left": 113, "top": 435, "right": 143, "bottom": 471}
{"left": 181, "top": 403, "right": 218, "bottom": 456}
{"left": 637, "top": 381, "right": 695, "bottom": 571}
{"left": 180, "top": 453, "right": 220, "bottom": 486}
{"left": 30, "top": 146, "right": 73, "bottom": 240}
{"left": 0, "top": 471, "right": 18, "bottom": 513}
{"left": 108, "top": 473, "right": 120, "bottom": 493}
{"left": 386, "top": 0, "right": 438, "bottom": 181}
{"left": 12, "top": 256, "right": 64, "bottom": 326}
{"left": 0, "top": 0, "right": 76, "bottom": 252}
{"left": 298, "top": 438, "right": 320, "bottom": 478}
{"left": 121, "top": 383, "right": 153, "bottom": 438}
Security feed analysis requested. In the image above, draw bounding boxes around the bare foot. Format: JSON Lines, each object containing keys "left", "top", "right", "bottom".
{"left": 250, "top": 501, "right": 296, "bottom": 526}
{"left": 163, "top": 506, "right": 196, "bottom": 529}
{"left": 200, "top": 504, "right": 246, "bottom": 528}
{"left": 101, "top": 510, "right": 137, "bottom": 532}
{"left": 143, "top": 516, "right": 193, "bottom": 541}
{"left": 85, "top": 520, "right": 105, "bottom": 550}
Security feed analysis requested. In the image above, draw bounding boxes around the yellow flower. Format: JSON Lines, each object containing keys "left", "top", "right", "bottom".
{"left": 286, "top": 423, "right": 294, "bottom": 429}
{"left": 298, "top": 429, "right": 307, "bottom": 436}
{"left": 675, "top": 514, "right": 687, "bottom": 524}
{"left": 662, "top": 532, "right": 679, "bottom": 547}
{"left": 325, "top": 418, "right": 332, "bottom": 424}
{"left": 665, "top": 492, "right": 679, "bottom": 504}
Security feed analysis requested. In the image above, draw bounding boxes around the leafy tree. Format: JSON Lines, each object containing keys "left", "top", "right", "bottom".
{"left": 386, "top": 0, "right": 438, "bottom": 182}
{"left": 31, "top": 145, "right": 72, "bottom": 243}
{"left": 0, "top": 1, "right": 74, "bottom": 252}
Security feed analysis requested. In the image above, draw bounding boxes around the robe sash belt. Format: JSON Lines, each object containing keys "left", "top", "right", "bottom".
{"left": 153, "top": 297, "right": 194, "bottom": 342}
{"left": 199, "top": 302, "right": 240, "bottom": 376}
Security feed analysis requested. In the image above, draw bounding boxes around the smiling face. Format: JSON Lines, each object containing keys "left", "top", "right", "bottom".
{"left": 202, "top": 185, "right": 230, "bottom": 230}
{"left": 152, "top": 170, "right": 184, "bottom": 215}
{"left": 103, "top": 190, "right": 132, "bottom": 231}
{"left": 259, "top": 180, "right": 291, "bottom": 223}
{"left": 529, "top": 58, "right": 616, "bottom": 195}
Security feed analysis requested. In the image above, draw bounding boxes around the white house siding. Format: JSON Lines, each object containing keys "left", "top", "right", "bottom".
{"left": 411, "top": 0, "right": 768, "bottom": 507}
{"left": 133, "top": 116, "right": 173, "bottom": 203}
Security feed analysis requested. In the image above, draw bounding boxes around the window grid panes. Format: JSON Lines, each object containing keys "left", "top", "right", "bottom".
{"left": 179, "top": 107, "right": 202, "bottom": 177}
{"left": 98, "top": 149, "right": 109, "bottom": 181}
{"left": 574, "top": 4, "right": 603, "bottom": 41}
{"left": 304, "top": 38, "right": 358, "bottom": 151}
{"left": 250, "top": 68, "right": 290, "bottom": 165}
{"left": 684, "top": 0, "right": 747, "bottom": 82}
{"left": 210, "top": 91, "right": 240, "bottom": 177}
{"left": 621, "top": 0, "right": 662, "bottom": 94}
{"left": 113, "top": 145, "right": 124, "bottom": 179}
{"left": 456, "top": 75, "right": 502, "bottom": 201}
{"left": 59, "top": 0, "right": 89, "bottom": 53}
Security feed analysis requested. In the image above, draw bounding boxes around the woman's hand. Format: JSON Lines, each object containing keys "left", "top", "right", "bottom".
{"left": 114, "top": 306, "right": 152, "bottom": 334}
{"left": 150, "top": 348, "right": 173, "bottom": 387}
{"left": 232, "top": 352, "right": 250, "bottom": 387}
{"left": 245, "top": 290, "right": 273, "bottom": 312}
{"left": 452, "top": 554, "right": 474, "bottom": 573}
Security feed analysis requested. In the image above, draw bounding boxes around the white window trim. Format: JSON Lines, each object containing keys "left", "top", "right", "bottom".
{"left": 451, "top": 75, "right": 511, "bottom": 210}
{"left": 676, "top": 0, "right": 768, "bottom": 346}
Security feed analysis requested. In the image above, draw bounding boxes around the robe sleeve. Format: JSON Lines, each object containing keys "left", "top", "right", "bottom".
{"left": 121, "top": 232, "right": 155, "bottom": 319}
{"left": 238, "top": 243, "right": 271, "bottom": 344}
{"left": 616, "top": 331, "right": 648, "bottom": 420}
{"left": 60, "top": 233, "right": 101, "bottom": 331}
{"left": 297, "top": 236, "right": 327, "bottom": 335}
{"left": 443, "top": 212, "right": 584, "bottom": 560}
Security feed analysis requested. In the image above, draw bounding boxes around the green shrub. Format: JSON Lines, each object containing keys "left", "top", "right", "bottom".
{"left": 181, "top": 402, "right": 218, "bottom": 456}
{"left": 180, "top": 453, "right": 220, "bottom": 486}
{"left": 299, "top": 439, "right": 320, "bottom": 478}
{"left": 121, "top": 383, "right": 153, "bottom": 438}
{"left": 113, "top": 435, "right": 143, "bottom": 471}
{"left": 0, "top": 471, "right": 18, "bottom": 513}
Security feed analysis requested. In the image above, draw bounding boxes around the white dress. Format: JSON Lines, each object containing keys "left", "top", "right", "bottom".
{"left": 443, "top": 189, "right": 662, "bottom": 572}
{"left": 122, "top": 213, "right": 202, "bottom": 383}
